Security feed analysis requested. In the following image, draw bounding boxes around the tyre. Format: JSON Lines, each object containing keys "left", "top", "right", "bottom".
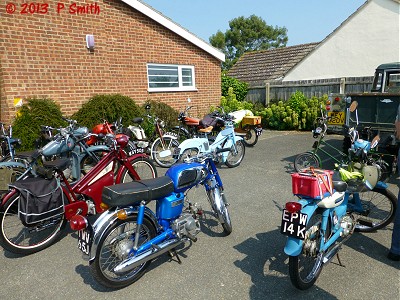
{"left": 294, "top": 152, "right": 320, "bottom": 172}
{"left": 351, "top": 188, "right": 397, "bottom": 232}
{"left": 225, "top": 140, "right": 245, "bottom": 168}
{"left": 0, "top": 191, "right": 66, "bottom": 255}
{"left": 288, "top": 211, "right": 324, "bottom": 290}
{"left": 178, "top": 148, "right": 199, "bottom": 163}
{"left": 151, "top": 137, "right": 180, "bottom": 168}
{"left": 206, "top": 185, "right": 232, "bottom": 235}
{"left": 242, "top": 126, "right": 258, "bottom": 147}
{"left": 80, "top": 150, "right": 110, "bottom": 176}
{"left": 90, "top": 215, "right": 157, "bottom": 289}
{"left": 120, "top": 157, "right": 157, "bottom": 183}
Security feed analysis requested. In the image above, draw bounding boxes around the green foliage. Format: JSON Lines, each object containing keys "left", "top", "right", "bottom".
{"left": 217, "top": 87, "right": 254, "bottom": 113}
{"left": 255, "top": 92, "right": 328, "bottom": 130}
{"left": 221, "top": 74, "right": 249, "bottom": 101}
{"left": 12, "top": 98, "right": 66, "bottom": 150}
{"left": 140, "top": 100, "right": 179, "bottom": 136}
{"left": 72, "top": 94, "right": 142, "bottom": 129}
{"left": 210, "top": 15, "right": 288, "bottom": 70}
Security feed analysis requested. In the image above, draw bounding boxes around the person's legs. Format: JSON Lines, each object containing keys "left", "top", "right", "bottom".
{"left": 388, "top": 153, "right": 400, "bottom": 261}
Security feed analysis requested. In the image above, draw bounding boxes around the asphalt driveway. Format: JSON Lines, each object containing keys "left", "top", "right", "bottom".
{"left": 0, "top": 130, "right": 399, "bottom": 300}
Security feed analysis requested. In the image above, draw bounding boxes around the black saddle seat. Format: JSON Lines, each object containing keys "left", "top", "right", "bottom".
{"left": 102, "top": 176, "right": 174, "bottom": 206}
{"left": 43, "top": 158, "right": 71, "bottom": 172}
{"left": 333, "top": 181, "right": 348, "bottom": 193}
{"left": 16, "top": 150, "right": 40, "bottom": 160}
{"left": 132, "top": 117, "right": 143, "bottom": 124}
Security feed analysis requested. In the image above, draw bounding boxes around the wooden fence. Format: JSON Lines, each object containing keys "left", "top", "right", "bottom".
{"left": 246, "top": 76, "right": 374, "bottom": 105}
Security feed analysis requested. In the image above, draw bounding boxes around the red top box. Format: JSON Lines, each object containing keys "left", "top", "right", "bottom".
{"left": 291, "top": 169, "right": 333, "bottom": 199}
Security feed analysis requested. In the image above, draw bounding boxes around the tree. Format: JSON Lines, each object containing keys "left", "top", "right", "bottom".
{"left": 210, "top": 15, "right": 288, "bottom": 70}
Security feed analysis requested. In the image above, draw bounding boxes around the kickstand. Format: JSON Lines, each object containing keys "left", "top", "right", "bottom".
{"left": 168, "top": 248, "right": 182, "bottom": 264}
{"left": 336, "top": 253, "right": 345, "bottom": 267}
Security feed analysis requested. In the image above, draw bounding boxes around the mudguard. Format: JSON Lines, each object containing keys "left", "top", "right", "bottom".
{"left": 283, "top": 199, "right": 319, "bottom": 257}
{"left": 374, "top": 180, "right": 388, "bottom": 190}
{"left": 177, "top": 137, "right": 209, "bottom": 155}
{"left": 87, "top": 206, "right": 158, "bottom": 262}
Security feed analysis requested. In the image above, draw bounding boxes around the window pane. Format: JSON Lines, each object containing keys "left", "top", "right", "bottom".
{"left": 182, "top": 68, "right": 193, "bottom": 86}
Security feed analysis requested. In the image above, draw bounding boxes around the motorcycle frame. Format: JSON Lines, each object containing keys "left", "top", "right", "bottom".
{"left": 284, "top": 182, "right": 389, "bottom": 257}
{"left": 0, "top": 147, "right": 148, "bottom": 219}
{"left": 177, "top": 123, "right": 242, "bottom": 163}
{"left": 84, "top": 156, "right": 224, "bottom": 262}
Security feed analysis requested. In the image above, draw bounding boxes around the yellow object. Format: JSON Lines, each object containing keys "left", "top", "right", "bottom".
{"left": 242, "top": 116, "right": 262, "bottom": 126}
{"left": 14, "top": 98, "right": 23, "bottom": 107}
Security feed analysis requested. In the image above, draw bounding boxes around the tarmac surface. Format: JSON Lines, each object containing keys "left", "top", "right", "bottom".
{"left": 0, "top": 130, "right": 399, "bottom": 300}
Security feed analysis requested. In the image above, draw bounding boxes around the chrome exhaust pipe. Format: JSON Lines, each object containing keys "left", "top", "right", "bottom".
{"left": 114, "top": 238, "right": 183, "bottom": 274}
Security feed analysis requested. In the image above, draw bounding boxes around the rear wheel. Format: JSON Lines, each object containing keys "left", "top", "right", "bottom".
{"left": 242, "top": 126, "right": 258, "bottom": 147}
{"left": 288, "top": 211, "right": 324, "bottom": 290}
{"left": 151, "top": 137, "right": 180, "bottom": 168}
{"left": 225, "top": 140, "right": 245, "bottom": 168}
{"left": 294, "top": 152, "right": 320, "bottom": 172}
{"left": 0, "top": 191, "right": 66, "bottom": 255}
{"left": 90, "top": 215, "right": 157, "bottom": 289}
{"left": 351, "top": 188, "right": 397, "bottom": 232}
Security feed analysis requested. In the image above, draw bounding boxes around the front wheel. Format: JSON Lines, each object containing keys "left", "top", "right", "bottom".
{"left": 120, "top": 157, "right": 157, "bottom": 183}
{"left": 351, "top": 188, "right": 397, "bottom": 232}
{"left": 90, "top": 215, "right": 157, "bottom": 289}
{"left": 225, "top": 140, "right": 245, "bottom": 168}
{"left": 242, "top": 126, "right": 258, "bottom": 147}
{"left": 0, "top": 191, "right": 66, "bottom": 255}
{"left": 151, "top": 137, "right": 180, "bottom": 168}
{"left": 294, "top": 152, "right": 320, "bottom": 172}
{"left": 206, "top": 186, "right": 232, "bottom": 235}
{"left": 288, "top": 211, "right": 324, "bottom": 290}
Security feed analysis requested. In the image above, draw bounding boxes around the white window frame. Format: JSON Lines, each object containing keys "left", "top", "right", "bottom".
{"left": 147, "top": 63, "right": 197, "bottom": 92}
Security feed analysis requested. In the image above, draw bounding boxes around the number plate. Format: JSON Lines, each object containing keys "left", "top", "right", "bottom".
{"left": 255, "top": 127, "right": 263, "bottom": 136}
{"left": 280, "top": 209, "right": 308, "bottom": 240}
{"left": 327, "top": 112, "right": 345, "bottom": 125}
{"left": 77, "top": 227, "right": 93, "bottom": 255}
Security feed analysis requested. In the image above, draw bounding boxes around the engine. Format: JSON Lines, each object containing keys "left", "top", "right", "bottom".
{"left": 340, "top": 215, "right": 355, "bottom": 237}
{"left": 171, "top": 213, "right": 200, "bottom": 239}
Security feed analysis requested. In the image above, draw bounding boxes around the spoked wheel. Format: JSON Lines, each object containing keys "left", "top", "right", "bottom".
{"left": 151, "top": 137, "right": 180, "bottom": 168}
{"left": 120, "top": 157, "right": 157, "bottom": 183}
{"left": 206, "top": 186, "right": 232, "bottom": 235}
{"left": 288, "top": 211, "right": 324, "bottom": 290}
{"left": 350, "top": 188, "right": 397, "bottom": 232}
{"left": 0, "top": 191, "right": 66, "bottom": 255}
{"left": 225, "top": 140, "right": 245, "bottom": 168}
{"left": 90, "top": 215, "right": 156, "bottom": 289}
{"left": 294, "top": 152, "right": 320, "bottom": 172}
{"left": 242, "top": 125, "right": 258, "bottom": 147}
{"left": 178, "top": 148, "right": 199, "bottom": 163}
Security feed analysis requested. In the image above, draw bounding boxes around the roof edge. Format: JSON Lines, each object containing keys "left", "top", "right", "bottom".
{"left": 121, "top": 0, "right": 225, "bottom": 62}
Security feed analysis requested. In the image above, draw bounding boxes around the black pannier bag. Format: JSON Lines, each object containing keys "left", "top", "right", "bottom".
{"left": 10, "top": 177, "right": 64, "bottom": 224}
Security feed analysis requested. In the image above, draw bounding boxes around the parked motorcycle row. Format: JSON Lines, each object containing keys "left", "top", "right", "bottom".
{"left": 0, "top": 100, "right": 396, "bottom": 291}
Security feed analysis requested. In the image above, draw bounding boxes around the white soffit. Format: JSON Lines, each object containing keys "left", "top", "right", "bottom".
{"left": 121, "top": 0, "right": 225, "bottom": 62}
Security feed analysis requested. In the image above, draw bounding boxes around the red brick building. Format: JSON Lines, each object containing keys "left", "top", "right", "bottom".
{"left": 0, "top": 0, "right": 224, "bottom": 124}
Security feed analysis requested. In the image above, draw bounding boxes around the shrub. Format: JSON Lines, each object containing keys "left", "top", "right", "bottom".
{"left": 71, "top": 94, "right": 143, "bottom": 129}
{"left": 12, "top": 98, "right": 66, "bottom": 150}
{"left": 255, "top": 92, "right": 327, "bottom": 130}
{"left": 221, "top": 74, "right": 249, "bottom": 102}
{"left": 217, "top": 87, "right": 254, "bottom": 113}
{"left": 141, "top": 100, "right": 179, "bottom": 136}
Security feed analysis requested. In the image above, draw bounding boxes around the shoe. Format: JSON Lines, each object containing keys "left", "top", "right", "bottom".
{"left": 387, "top": 251, "right": 400, "bottom": 261}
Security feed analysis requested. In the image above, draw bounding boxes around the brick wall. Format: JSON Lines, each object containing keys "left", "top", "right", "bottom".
{"left": 0, "top": 0, "right": 221, "bottom": 124}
